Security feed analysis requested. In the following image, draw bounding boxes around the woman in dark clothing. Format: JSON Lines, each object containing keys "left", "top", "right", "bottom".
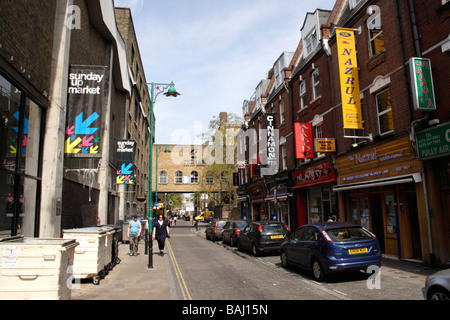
{"left": 152, "top": 214, "right": 170, "bottom": 255}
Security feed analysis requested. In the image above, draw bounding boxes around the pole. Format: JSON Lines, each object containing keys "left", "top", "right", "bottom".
{"left": 148, "top": 83, "right": 155, "bottom": 268}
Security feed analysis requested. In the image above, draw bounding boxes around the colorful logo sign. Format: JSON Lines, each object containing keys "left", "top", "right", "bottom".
{"left": 409, "top": 57, "right": 436, "bottom": 111}
{"left": 116, "top": 140, "right": 136, "bottom": 185}
{"left": 295, "top": 123, "right": 314, "bottom": 159}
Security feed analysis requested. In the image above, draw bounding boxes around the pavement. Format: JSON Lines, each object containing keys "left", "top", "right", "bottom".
{"left": 70, "top": 225, "right": 443, "bottom": 301}
{"left": 70, "top": 240, "right": 179, "bottom": 300}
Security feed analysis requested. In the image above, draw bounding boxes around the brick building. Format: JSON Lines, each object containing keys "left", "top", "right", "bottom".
{"left": 237, "top": 0, "right": 450, "bottom": 266}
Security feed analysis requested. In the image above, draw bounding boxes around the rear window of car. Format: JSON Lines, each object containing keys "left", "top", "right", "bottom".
{"left": 326, "top": 227, "right": 374, "bottom": 242}
{"left": 262, "top": 224, "right": 287, "bottom": 233}
{"left": 235, "top": 221, "right": 248, "bottom": 228}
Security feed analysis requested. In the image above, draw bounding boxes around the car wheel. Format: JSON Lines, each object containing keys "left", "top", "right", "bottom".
{"left": 311, "top": 259, "right": 326, "bottom": 282}
{"left": 280, "top": 251, "right": 289, "bottom": 268}
{"left": 252, "top": 243, "right": 260, "bottom": 257}
{"left": 428, "top": 287, "right": 450, "bottom": 300}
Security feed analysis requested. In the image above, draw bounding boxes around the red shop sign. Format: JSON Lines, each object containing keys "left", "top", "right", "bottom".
{"left": 295, "top": 123, "right": 314, "bottom": 159}
{"left": 292, "top": 162, "right": 337, "bottom": 189}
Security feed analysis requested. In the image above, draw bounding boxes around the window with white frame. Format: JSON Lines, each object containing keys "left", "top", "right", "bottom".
{"left": 175, "top": 171, "right": 183, "bottom": 184}
{"left": 312, "top": 69, "right": 321, "bottom": 100}
{"left": 300, "top": 80, "right": 307, "bottom": 109}
{"left": 367, "top": 9, "right": 385, "bottom": 57}
{"left": 190, "top": 171, "right": 199, "bottom": 184}
{"left": 281, "top": 143, "right": 287, "bottom": 170}
{"left": 375, "top": 89, "right": 394, "bottom": 135}
{"left": 305, "top": 28, "right": 318, "bottom": 55}
{"left": 159, "top": 171, "right": 168, "bottom": 184}
{"left": 206, "top": 175, "right": 214, "bottom": 185}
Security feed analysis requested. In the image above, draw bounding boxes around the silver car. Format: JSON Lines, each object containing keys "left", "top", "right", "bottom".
{"left": 422, "top": 269, "right": 450, "bottom": 300}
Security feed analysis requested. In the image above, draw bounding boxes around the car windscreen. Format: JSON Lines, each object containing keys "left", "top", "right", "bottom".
{"left": 262, "top": 224, "right": 287, "bottom": 233}
{"left": 326, "top": 227, "right": 374, "bottom": 242}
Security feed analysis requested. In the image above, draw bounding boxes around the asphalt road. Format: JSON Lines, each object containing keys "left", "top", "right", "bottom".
{"left": 165, "top": 220, "right": 436, "bottom": 301}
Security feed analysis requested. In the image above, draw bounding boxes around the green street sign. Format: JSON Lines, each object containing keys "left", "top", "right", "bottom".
{"left": 409, "top": 57, "right": 436, "bottom": 111}
{"left": 416, "top": 123, "right": 450, "bottom": 160}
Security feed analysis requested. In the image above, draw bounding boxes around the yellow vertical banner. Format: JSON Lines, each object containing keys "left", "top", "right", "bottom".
{"left": 336, "top": 28, "right": 363, "bottom": 130}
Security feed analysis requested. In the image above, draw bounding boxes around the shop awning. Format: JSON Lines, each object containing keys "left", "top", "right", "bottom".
{"left": 332, "top": 173, "right": 422, "bottom": 192}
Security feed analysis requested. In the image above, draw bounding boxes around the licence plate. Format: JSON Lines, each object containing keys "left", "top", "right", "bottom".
{"left": 271, "top": 235, "right": 284, "bottom": 239}
{"left": 349, "top": 248, "right": 368, "bottom": 254}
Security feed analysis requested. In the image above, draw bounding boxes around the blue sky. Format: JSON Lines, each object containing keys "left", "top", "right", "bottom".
{"left": 114, "top": 0, "right": 337, "bottom": 145}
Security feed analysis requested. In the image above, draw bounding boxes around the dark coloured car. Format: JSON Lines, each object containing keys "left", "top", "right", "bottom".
{"left": 280, "top": 222, "right": 382, "bottom": 282}
{"left": 205, "top": 220, "right": 230, "bottom": 241}
{"left": 222, "top": 220, "right": 251, "bottom": 247}
{"left": 238, "top": 221, "right": 289, "bottom": 256}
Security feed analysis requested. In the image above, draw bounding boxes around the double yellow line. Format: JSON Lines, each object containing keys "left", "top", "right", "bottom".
{"left": 167, "top": 240, "right": 192, "bottom": 300}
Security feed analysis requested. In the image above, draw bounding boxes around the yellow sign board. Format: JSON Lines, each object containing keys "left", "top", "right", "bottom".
{"left": 336, "top": 28, "right": 363, "bottom": 130}
{"left": 315, "top": 139, "right": 336, "bottom": 152}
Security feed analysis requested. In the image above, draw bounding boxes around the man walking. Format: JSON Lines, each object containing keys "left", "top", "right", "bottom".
{"left": 127, "top": 215, "right": 142, "bottom": 256}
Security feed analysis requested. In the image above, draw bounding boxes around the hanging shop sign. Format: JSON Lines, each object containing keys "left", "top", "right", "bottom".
{"left": 292, "top": 162, "right": 336, "bottom": 189}
{"left": 416, "top": 123, "right": 450, "bottom": 160}
{"left": 65, "top": 65, "right": 107, "bottom": 158}
{"left": 265, "top": 113, "right": 278, "bottom": 168}
{"left": 409, "top": 57, "right": 436, "bottom": 111}
{"left": 336, "top": 28, "right": 363, "bottom": 130}
{"left": 116, "top": 140, "right": 136, "bottom": 185}
{"left": 315, "top": 138, "right": 336, "bottom": 153}
{"left": 295, "top": 123, "right": 314, "bottom": 159}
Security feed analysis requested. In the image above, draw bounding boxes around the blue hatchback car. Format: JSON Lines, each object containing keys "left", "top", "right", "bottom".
{"left": 280, "top": 222, "right": 382, "bottom": 281}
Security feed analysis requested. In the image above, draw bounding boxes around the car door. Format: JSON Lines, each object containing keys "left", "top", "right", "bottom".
{"left": 285, "top": 228, "right": 304, "bottom": 264}
{"left": 297, "top": 227, "right": 318, "bottom": 267}
{"left": 239, "top": 224, "right": 252, "bottom": 250}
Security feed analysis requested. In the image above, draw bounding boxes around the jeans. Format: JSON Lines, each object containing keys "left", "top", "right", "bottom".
{"left": 129, "top": 234, "right": 139, "bottom": 254}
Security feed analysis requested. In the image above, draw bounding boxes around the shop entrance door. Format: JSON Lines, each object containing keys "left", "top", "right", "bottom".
{"left": 383, "top": 192, "right": 399, "bottom": 257}
{"left": 406, "top": 192, "right": 422, "bottom": 259}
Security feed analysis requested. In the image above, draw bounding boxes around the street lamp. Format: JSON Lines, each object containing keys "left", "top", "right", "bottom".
{"left": 147, "top": 81, "right": 180, "bottom": 268}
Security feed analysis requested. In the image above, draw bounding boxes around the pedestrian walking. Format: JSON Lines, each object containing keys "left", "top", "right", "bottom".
{"left": 152, "top": 214, "right": 170, "bottom": 255}
{"left": 194, "top": 219, "right": 199, "bottom": 231}
{"left": 173, "top": 215, "right": 177, "bottom": 225}
{"left": 127, "top": 215, "right": 142, "bottom": 256}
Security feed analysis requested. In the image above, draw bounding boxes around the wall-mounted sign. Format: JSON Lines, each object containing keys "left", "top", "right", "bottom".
{"left": 292, "top": 162, "right": 336, "bottom": 189}
{"left": 65, "top": 65, "right": 107, "bottom": 158}
{"left": 116, "top": 140, "right": 136, "bottom": 185}
{"left": 416, "top": 123, "right": 450, "bottom": 160}
{"left": 295, "top": 123, "right": 314, "bottom": 159}
{"left": 409, "top": 57, "right": 436, "bottom": 111}
{"left": 336, "top": 28, "right": 363, "bottom": 130}
{"left": 315, "top": 138, "right": 336, "bottom": 153}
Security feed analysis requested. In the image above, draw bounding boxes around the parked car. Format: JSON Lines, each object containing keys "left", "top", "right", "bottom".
{"left": 280, "top": 222, "right": 382, "bottom": 282}
{"left": 422, "top": 269, "right": 450, "bottom": 300}
{"left": 222, "top": 220, "right": 251, "bottom": 247}
{"left": 205, "top": 220, "right": 230, "bottom": 241}
{"left": 238, "top": 221, "right": 289, "bottom": 256}
{"left": 195, "top": 211, "right": 213, "bottom": 222}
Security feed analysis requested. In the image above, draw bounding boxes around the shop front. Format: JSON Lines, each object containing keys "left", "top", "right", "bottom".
{"left": 291, "top": 162, "right": 338, "bottom": 230}
{"left": 333, "top": 135, "right": 430, "bottom": 263}
{"left": 264, "top": 172, "right": 292, "bottom": 228}
{"left": 248, "top": 181, "right": 268, "bottom": 221}
{"left": 416, "top": 123, "right": 450, "bottom": 266}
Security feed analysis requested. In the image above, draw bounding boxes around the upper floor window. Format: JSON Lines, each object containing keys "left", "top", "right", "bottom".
{"left": 305, "top": 28, "right": 318, "bottom": 55}
{"left": 175, "top": 171, "right": 183, "bottom": 184}
{"left": 279, "top": 98, "right": 285, "bottom": 124}
{"left": 159, "top": 171, "right": 168, "bottom": 184}
{"left": 367, "top": 9, "right": 385, "bottom": 57}
{"left": 190, "top": 171, "right": 199, "bottom": 184}
{"left": 375, "top": 89, "right": 394, "bottom": 135}
{"left": 312, "top": 69, "right": 321, "bottom": 100}
{"left": 300, "top": 80, "right": 307, "bottom": 109}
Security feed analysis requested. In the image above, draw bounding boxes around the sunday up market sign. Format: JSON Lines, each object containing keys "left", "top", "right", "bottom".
{"left": 65, "top": 65, "right": 107, "bottom": 158}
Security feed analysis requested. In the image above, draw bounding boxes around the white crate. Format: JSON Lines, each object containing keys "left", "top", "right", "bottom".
{"left": 0, "top": 237, "right": 78, "bottom": 300}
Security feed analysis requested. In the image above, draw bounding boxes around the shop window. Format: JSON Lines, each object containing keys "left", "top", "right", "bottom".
{"left": 385, "top": 194, "right": 397, "bottom": 234}
{"left": 367, "top": 9, "right": 385, "bottom": 57}
{"left": 0, "top": 74, "right": 43, "bottom": 238}
{"left": 376, "top": 89, "right": 394, "bottom": 135}
{"left": 308, "top": 186, "right": 337, "bottom": 223}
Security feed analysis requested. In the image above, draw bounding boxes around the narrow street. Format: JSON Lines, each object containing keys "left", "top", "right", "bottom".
{"left": 166, "top": 220, "right": 434, "bottom": 301}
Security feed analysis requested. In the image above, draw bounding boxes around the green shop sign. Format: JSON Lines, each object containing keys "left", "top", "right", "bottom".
{"left": 409, "top": 57, "right": 436, "bottom": 111}
{"left": 416, "top": 123, "right": 450, "bottom": 160}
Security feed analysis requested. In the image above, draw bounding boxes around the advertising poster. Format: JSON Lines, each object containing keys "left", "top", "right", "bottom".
{"left": 116, "top": 140, "right": 136, "bottom": 185}
{"left": 65, "top": 65, "right": 107, "bottom": 158}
